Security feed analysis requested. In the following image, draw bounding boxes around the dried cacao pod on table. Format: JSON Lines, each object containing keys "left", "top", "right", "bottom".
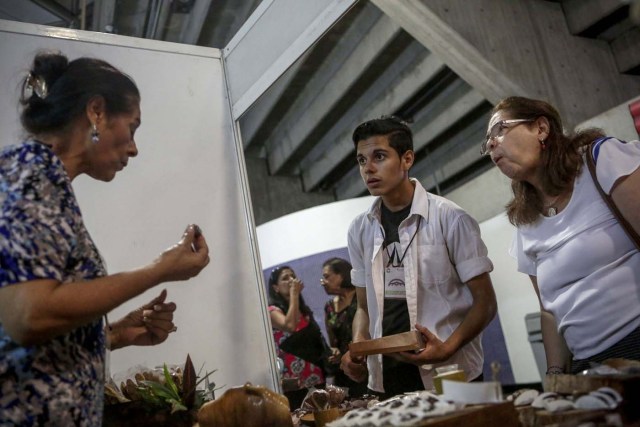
{"left": 197, "top": 383, "right": 293, "bottom": 427}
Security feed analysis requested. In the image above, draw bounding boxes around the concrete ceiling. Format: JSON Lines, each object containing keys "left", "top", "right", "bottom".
{"left": 2, "top": 0, "right": 639, "bottom": 225}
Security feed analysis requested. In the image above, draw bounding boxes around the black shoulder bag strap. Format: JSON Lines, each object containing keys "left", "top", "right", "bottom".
{"left": 586, "top": 138, "right": 640, "bottom": 251}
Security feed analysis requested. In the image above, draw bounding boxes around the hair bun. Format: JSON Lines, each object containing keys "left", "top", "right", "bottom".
{"left": 31, "top": 51, "right": 69, "bottom": 92}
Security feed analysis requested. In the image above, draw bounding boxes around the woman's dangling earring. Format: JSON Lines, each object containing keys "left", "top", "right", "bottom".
{"left": 539, "top": 139, "right": 546, "bottom": 150}
{"left": 91, "top": 123, "right": 100, "bottom": 144}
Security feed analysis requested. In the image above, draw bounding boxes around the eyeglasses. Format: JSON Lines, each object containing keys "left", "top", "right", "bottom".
{"left": 480, "top": 119, "right": 535, "bottom": 156}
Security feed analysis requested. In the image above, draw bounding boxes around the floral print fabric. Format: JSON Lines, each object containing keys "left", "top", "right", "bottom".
{"left": 268, "top": 306, "right": 324, "bottom": 389}
{"left": 0, "top": 141, "right": 107, "bottom": 426}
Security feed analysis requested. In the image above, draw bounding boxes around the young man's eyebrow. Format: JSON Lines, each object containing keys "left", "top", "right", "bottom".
{"left": 357, "top": 147, "right": 389, "bottom": 156}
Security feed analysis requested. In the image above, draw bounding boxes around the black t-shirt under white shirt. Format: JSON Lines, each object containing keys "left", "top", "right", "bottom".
{"left": 380, "top": 202, "right": 423, "bottom": 396}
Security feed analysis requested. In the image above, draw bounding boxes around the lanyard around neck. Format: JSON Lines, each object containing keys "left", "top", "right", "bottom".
{"left": 381, "top": 216, "right": 422, "bottom": 267}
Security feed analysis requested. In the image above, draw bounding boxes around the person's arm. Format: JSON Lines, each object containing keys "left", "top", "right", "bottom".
{"left": 325, "top": 306, "right": 338, "bottom": 348}
{"left": 107, "top": 289, "right": 177, "bottom": 350}
{"left": 340, "top": 286, "right": 369, "bottom": 382}
{"left": 341, "top": 218, "right": 370, "bottom": 382}
{"left": 269, "top": 279, "right": 303, "bottom": 333}
{"left": 346, "top": 219, "right": 370, "bottom": 344}
{"left": 610, "top": 167, "right": 640, "bottom": 236}
{"left": 530, "top": 275, "right": 572, "bottom": 374}
{"left": 324, "top": 306, "right": 342, "bottom": 363}
{"left": 398, "top": 272, "right": 496, "bottom": 365}
{"left": 0, "top": 225, "right": 208, "bottom": 347}
{"left": 352, "top": 287, "right": 371, "bottom": 343}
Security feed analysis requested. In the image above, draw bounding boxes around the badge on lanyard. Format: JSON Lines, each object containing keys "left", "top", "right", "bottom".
{"left": 381, "top": 216, "right": 421, "bottom": 300}
{"left": 384, "top": 266, "right": 406, "bottom": 300}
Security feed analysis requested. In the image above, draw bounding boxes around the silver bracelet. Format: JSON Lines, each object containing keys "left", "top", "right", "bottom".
{"left": 546, "top": 365, "right": 564, "bottom": 375}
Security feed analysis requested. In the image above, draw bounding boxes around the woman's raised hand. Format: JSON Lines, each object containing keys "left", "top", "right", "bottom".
{"left": 152, "top": 224, "right": 210, "bottom": 283}
{"left": 289, "top": 278, "right": 304, "bottom": 299}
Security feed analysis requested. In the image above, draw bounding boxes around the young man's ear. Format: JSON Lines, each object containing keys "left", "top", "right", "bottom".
{"left": 401, "top": 150, "right": 415, "bottom": 171}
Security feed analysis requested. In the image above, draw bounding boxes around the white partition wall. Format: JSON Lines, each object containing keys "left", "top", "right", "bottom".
{"left": 0, "top": 20, "right": 278, "bottom": 392}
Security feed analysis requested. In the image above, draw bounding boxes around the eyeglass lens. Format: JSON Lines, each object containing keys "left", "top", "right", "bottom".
{"left": 481, "top": 121, "right": 504, "bottom": 154}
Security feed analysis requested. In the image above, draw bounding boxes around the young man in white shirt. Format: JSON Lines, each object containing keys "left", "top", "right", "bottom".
{"left": 339, "top": 116, "right": 497, "bottom": 397}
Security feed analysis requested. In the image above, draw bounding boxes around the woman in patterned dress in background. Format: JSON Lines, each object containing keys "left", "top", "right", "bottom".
{"left": 268, "top": 265, "right": 326, "bottom": 409}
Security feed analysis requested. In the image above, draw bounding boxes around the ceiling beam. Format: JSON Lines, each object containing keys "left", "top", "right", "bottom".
{"left": 301, "top": 45, "right": 444, "bottom": 191}
{"left": 197, "top": 0, "right": 262, "bottom": 47}
{"left": 412, "top": 112, "right": 490, "bottom": 194}
{"left": 561, "top": 0, "right": 628, "bottom": 36}
{"left": 411, "top": 86, "right": 486, "bottom": 153}
{"left": 373, "top": 0, "right": 640, "bottom": 128}
{"left": 30, "top": 0, "right": 74, "bottom": 24}
{"left": 370, "top": 0, "right": 525, "bottom": 105}
{"left": 91, "top": 0, "right": 115, "bottom": 33}
{"left": 611, "top": 27, "right": 640, "bottom": 74}
{"left": 334, "top": 84, "right": 486, "bottom": 199}
{"left": 240, "top": 3, "right": 366, "bottom": 150}
{"left": 334, "top": 165, "right": 364, "bottom": 200}
{"left": 146, "top": 0, "right": 172, "bottom": 39}
{"left": 224, "top": 0, "right": 359, "bottom": 119}
{"left": 239, "top": 55, "right": 307, "bottom": 150}
{"left": 180, "top": 0, "right": 212, "bottom": 45}
{"left": 266, "top": 11, "right": 402, "bottom": 175}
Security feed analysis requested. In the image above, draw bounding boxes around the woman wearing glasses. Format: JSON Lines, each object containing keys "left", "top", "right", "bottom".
{"left": 483, "top": 96, "right": 640, "bottom": 375}
{"left": 268, "top": 266, "right": 327, "bottom": 409}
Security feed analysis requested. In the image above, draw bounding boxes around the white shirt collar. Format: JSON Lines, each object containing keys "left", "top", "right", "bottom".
{"left": 365, "top": 178, "right": 431, "bottom": 224}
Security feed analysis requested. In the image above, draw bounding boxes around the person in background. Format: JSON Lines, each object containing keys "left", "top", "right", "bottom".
{"left": 0, "top": 51, "right": 210, "bottom": 426}
{"left": 340, "top": 116, "right": 497, "bottom": 398}
{"left": 483, "top": 96, "right": 640, "bottom": 374}
{"left": 320, "top": 257, "right": 368, "bottom": 397}
{"left": 268, "top": 265, "right": 326, "bottom": 409}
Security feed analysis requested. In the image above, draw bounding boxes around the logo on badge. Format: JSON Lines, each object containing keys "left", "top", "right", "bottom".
{"left": 388, "top": 279, "right": 405, "bottom": 287}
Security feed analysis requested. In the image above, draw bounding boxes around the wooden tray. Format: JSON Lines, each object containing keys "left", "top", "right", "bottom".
{"left": 411, "top": 402, "right": 519, "bottom": 427}
{"left": 516, "top": 406, "right": 617, "bottom": 427}
{"left": 349, "top": 331, "right": 425, "bottom": 357}
{"left": 544, "top": 373, "right": 640, "bottom": 422}
{"left": 544, "top": 373, "right": 640, "bottom": 395}
{"left": 311, "top": 402, "right": 519, "bottom": 427}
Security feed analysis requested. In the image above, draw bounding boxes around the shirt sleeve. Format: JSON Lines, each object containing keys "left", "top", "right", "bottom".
{"left": 509, "top": 229, "right": 536, "bottom": 276}
{"left": 0, "top": 173, "right": 71, "bottom": 287}
{"left": 445, "top": 210, "right": 494, "bottom": 283}
{"left": 347, "top": 215, "right": 367, "bottom": 287}
{"left": 594, "top": 138, "right": 640, "bottom": 194}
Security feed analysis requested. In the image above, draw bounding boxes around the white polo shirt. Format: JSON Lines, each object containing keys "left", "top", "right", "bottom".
{"left": 348, "top": 179, "right": 494, "bottom": 392}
